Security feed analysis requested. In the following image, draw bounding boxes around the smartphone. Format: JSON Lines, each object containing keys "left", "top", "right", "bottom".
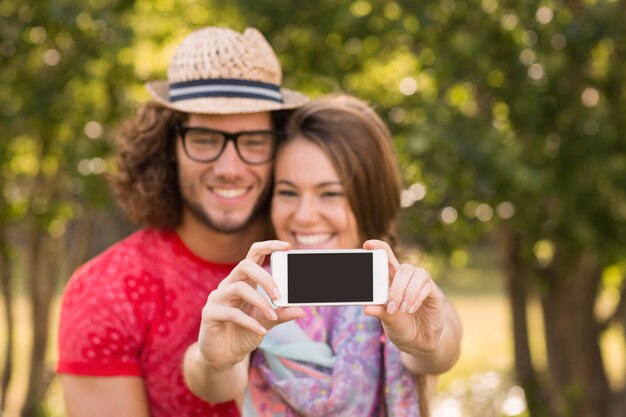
{"left": 270, "top": 249, "right": 388, "bottom": 307}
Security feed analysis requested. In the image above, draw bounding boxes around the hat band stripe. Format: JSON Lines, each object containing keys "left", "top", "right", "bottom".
{"left": 169, "top": 79, "right": 283, "bottom": 103}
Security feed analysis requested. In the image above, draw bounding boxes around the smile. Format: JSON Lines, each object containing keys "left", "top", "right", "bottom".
{"left": 210, "top": 186, "right": 250, "bottom": 199}
{"left": 293, "top": 233, "right": 333, "bottom": 246}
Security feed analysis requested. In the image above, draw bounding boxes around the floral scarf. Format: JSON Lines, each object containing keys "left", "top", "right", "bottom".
{"left": 242, "top": 306, "right": 420, "bottom": 417}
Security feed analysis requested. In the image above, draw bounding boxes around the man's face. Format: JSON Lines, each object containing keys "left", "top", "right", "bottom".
{"left": 176, "top": 111, "right": 273, "bottom": 233}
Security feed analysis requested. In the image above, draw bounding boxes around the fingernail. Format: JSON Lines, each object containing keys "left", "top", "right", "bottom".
{"left": 400, "top": 301, "right": 408, "bottom": 313}
{"left": 408, "top": 305, "right": 415, "bottom": 314}
{"left": 268, "top": 309, "right": 278, "bottom": 321}
{"left": 386, "top": 301, "right": 397, "bottom": 314}
{"left": 272, "top": 287, "right": 281, "bottom": 300}
{"left": 258, "top": 326, "right": 267, "bottom": 336}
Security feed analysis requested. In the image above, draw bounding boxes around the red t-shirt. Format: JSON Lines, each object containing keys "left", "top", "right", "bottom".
{"left": 57, "top": 228, "right": 240, "bottom": 417}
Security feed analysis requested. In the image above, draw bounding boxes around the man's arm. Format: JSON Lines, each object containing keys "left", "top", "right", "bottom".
{"left": 60, "top": 375, "right": 150, "bottom": 417}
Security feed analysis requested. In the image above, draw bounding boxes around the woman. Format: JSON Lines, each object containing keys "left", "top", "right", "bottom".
{"left": 183, "top": 94, "right": 462, "bottom": 416}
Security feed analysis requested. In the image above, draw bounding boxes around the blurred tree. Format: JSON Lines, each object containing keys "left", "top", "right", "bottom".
{"left": 3, "top": 0, "right": 625, "bottom": 416}
{"left": 0, "top": 0, "right": 137, "bottom": 415}
{"left": 233, "top": 1, "right": 626, "bottom": 417}
{"left": 0, "top": 0, "right": 246, "bottom": 415}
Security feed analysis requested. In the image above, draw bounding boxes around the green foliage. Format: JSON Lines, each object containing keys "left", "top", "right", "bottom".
{"left": 2, "top": 0, "right": 625, "bottom": 414}
{"left": 224, "top": 6, "right": 626, "bottom": 411}
{"left": 233, "top": 0, "right": 626, "bottom": 270}
{"left": 10, "top": 0, "right": 623, "bottom": 270}
{"left": 1, "top": 0, "right": 137, "bottom": 238}
{"left": 0, "top": 0, "right": 246, "bottom": 241}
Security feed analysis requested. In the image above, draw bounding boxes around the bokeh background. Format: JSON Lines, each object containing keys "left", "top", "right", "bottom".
{"left": 1, "top": 0, "right": 625, "bottom": 416}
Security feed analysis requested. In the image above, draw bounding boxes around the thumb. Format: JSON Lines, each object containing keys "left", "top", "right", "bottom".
{"left": 364, "top": 305, "right": 385, "bottom": 318}
{"left": 265, "top": 307, "right": 304, "bottom": 331}
{"left": 364, "top": 305, "right": 401, "bottom": 328}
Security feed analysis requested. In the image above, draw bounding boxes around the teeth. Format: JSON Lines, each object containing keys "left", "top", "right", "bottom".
{"left": 294, "top": 233, "right": 332, "bottom": 245}
{"left": 212, "top": 187, "right": 248, "bottom": 199}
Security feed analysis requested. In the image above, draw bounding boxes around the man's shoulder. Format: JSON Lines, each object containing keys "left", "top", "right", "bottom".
{"left": 70, "top": 228, "right": 174, "bottom": 281}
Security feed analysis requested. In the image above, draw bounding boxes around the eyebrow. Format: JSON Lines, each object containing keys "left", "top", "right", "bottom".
{"left": 275, "top": 179, "right": 343, "bottom": 188}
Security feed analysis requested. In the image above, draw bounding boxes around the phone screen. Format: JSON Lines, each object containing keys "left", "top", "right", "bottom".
{"left": 287, "top": 252, "right": 373, "bottom": 303}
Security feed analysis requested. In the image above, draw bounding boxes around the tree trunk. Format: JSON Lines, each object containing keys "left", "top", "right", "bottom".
{"left": 541, "top": 251, "right": 610, "bottom": 417}
{"left": 609, "top": 387, "right": 626, "bottom": 417}
{"left": 501, "top": 228, "right": 553, "bottom": 417}
{"left": 0, "top": 234, "right": 14, "bottom": 412}
{"left": 20, "top": 223, "right": 59, "bottom": 417}
{"left": 64, "top": 207, "right": 97, "bottom": 280}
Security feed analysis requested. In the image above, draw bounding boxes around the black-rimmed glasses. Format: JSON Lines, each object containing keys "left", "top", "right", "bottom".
{"left": 176, "top": 125, "right": 284, "bottom": 165}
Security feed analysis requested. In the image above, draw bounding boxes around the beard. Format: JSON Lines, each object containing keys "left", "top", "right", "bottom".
{"left": 181, "top": 180, "right": 272, "bottom": 234}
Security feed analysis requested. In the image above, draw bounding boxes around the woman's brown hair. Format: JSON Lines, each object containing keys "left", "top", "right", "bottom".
{"left": 284, "top": 94, "right": 402, "bottom": 245}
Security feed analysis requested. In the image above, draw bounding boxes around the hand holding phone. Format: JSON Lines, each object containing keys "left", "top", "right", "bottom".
{"left": 362, "top": 239, "right": 448, "bottom": 358}
{"left": 270, "top": 249, "right": 389, "bottom": 307}
{"left": 195, "top": 241, "right": 303, "bottom": 368}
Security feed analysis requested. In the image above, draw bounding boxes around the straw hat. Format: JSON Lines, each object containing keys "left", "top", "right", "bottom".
{"left": 146, "top": 27, "right": 309, "bottom": 114}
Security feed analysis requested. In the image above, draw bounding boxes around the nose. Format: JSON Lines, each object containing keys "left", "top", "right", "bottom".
{"left": 212, "top": 141, "right": 246, "bottom": 176}
{"left": 293, "top": 195, "right": 320, "bottom": 225}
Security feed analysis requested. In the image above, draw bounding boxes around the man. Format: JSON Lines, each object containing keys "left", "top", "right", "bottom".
{"left": 56, "top": 27, "right": 308, "bottom": 417}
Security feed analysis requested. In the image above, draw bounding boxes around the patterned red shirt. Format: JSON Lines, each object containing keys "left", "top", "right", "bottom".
{"left": 57, "top": 228, "right": 240, "bottom": 417}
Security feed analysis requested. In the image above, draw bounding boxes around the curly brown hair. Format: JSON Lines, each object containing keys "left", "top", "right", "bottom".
{"left": 109, "top": 101, "right": 184, "bottom": 228}
{"left": 110, "top": 101, "right": 291, "bottom": 229}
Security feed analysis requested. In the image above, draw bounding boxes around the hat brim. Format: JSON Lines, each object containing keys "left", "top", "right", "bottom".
{"left": 145, "top": 80, "right": 309, "bottom": 115}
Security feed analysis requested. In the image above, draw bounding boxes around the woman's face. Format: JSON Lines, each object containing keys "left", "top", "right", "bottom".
{"left": 271, "top": 137, "right": 360, "bottom": 250}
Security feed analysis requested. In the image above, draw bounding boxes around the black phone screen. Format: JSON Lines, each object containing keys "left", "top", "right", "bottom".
{"left": 287, "top": 252, "right": 373, "bottom": 303}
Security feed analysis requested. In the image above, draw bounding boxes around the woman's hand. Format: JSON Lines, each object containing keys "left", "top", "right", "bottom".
{"left": 196, "top": 240, "right": 304, "bottom": 369}
{"left": 185, "top": 240, "right": 305, "bottom": 403}
{"left": 363, "top": 239, "right": 461, "bottom": 374}
{"left": 363, "top": 240, "right": 446, "bottom": 356}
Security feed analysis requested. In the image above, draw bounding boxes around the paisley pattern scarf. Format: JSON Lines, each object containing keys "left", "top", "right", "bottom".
{"left": 242, "top": 306, "right": 420, "bottom": 417}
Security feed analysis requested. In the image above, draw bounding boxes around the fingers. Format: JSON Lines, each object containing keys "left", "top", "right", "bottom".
{"left": 386, "top": 263, "right": 416, "bottom": 314}
{"left": 208, "top": 280, "right": 278, "bottom": 322}
{"left": 246, "top": 240, "right": 290, "bottom": 266}
{"left": 385, "top": 265, "right": 440, "bottom": 315}
{"left": 205, "top": 304, "right": 269, "bottom": 336}
{"left": 363, "top": 304, "right": 388, "bottom": 320}
{"left": 220, "top": 258, "right": 281, "bottom": 301}
{"left": 363, "top": 239, "right": 400, "bottom": 280}
{"left": 270, "top": 307, "right": 305, "bottom": 329}
{"left": 222, "top": 240, "right": 290, "bottom": 301}
{"left": 204, "top": 303, "right": 304, "bottom": 339}
{"left": 204, "top": 285, "right": 303, "bottom": 335}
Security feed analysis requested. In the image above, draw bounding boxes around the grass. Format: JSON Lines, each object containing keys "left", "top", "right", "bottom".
{"left": 441, "top": 294, "right": 513, "bottom": 384}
